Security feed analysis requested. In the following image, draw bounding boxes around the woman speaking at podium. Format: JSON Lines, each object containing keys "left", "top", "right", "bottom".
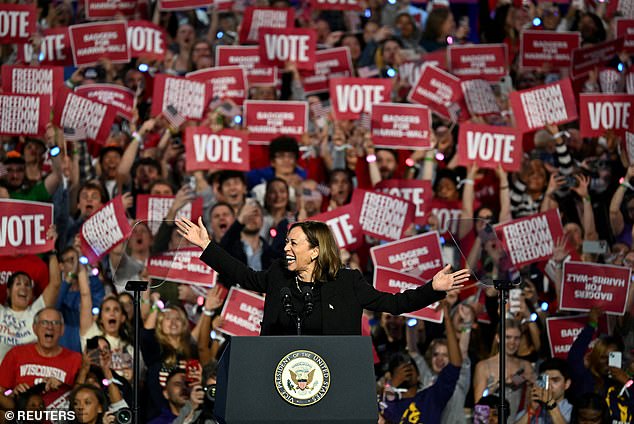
{"left": 175, "top": 218, "right": 470, "bottom": 336}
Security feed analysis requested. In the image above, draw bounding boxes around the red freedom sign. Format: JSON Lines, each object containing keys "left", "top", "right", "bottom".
{"left": 127, "top": 20, "right": 167, "bottom": 60}
{"left": 509, "top": 78, "right": 578, "bottom": 131}
{"left": 519, "top": 30, "right": 580, "bottom": 69}
{"left": 494, "top": 209, "right": 564, "bottom": 268}
{"left": 53, "top": 89, "right": 117, "bottom": 143}
{"left": 147, "top": 248, "right": 217, "bottom": 286}
{"left": 311, "top": 205, "right": 363, "bottom": 250}
{"left": 571, "top": 38, "right": 625, "bottom": 77}
{"left": 187, "top": 67, "right": 247, "bottom": 105}
{"left": 17, "top": 27, "right": 73, "bottom": 66}
{"left": 1, "top": 66, "right": 63, "bottom": 105}
{"left": 79, "top": 196, "right": 132, "bottom": 264}
{"left": 259, "top": 28, "right": 316, "bottom": 70}
{"left": 85, "top": 0, "right": 138, "bottom": 20}
{"left": 579, "top": 94, "right": 634, "bottom": 137}
{"left": 0, "top": 94, "right": 50, "bottom": 137}
{"left": 375, "top": 180, "right": 433, "bottom": 225}
{"left": 615, "top": 19, "right": 634, "bottom": 54}
{"left": 408, "top": 64, "right": 464, "bottom": 121}
{"left": 244, "top": 100, "right": 307, "bottom": 145}
{"left": 239, "top": 7, "right": 294, "bottom": 44}
{"left": 69, "top": 21, "right": 130, "bottom": 66}
{"left": 330, "top": 77, "right": 393, "bottom": 120}
{"left": 546, "top": 315, "right": 588, "bottom": 359}
{"left": 0, "top": 4, "right": 36, "bottom": 44}
{"left": 461, "top": 79, "right": 501, "bottom": 117}
{"left": 374, "top": 267, "right": 444, "bottom": 323}
{"left": 351, "top": 190, "right": 415, "bottom": 241}
{"left": 184, "top": 128, "right": 250, "bottom": 172}
{"left": 448, "top": 44, "right": 508, "bottom": 81}
{"left": 370, "top": 103, "right": 431, "bottom": 150}
{"left": 0, "top": 200, "right": 53, "bottom": 256}
{"left": 215, "top": 45, "right": 278, "bottom": 87}
{"left": 151, "top": 75, "right": 209, "bottom": 120}
{"left": 301, "top": 47, "right": 353, "bottom": 94}
{"left": 371, "top": 232, "right": 444, "bottom": 281}
{"left": 560, "top": 262, "right": 631, "bottom": 315}
{"left": 457, "top": 123, "right": 523, "bottom": 172}
{"left": 158, "top": 0, "right": 213, "bottom": 10}
{"left": 135, "top": 195, "right": 203, "bottom": 235}
{"left": 219, "top": 287, "right": 265, "bottom": 337}
{"left": 75, "top": 84, "right": 135, "bottom": 120}
{"left": 310, "top": 0, "right": 362, "bottom": 10}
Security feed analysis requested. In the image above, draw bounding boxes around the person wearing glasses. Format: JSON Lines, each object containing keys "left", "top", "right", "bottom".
{"left": 0, "top": 307, "right": 82, "bottom": 410}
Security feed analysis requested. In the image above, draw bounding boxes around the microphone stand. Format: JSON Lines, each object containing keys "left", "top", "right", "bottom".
{"left": 125, "top": 280, "right": 148, "bottom": 424}
{"left": 493, "top": 279, "right": 514, "bottom": 424}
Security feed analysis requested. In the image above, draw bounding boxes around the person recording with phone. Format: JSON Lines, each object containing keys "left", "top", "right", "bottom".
{"left": 175, "top": 217, "right": 470, "bottom": 336}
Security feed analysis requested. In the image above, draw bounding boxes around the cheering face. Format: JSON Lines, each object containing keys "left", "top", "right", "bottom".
{"left": 284, "top": 227, "right": 319, "bottom": 275}
{"left": 78, "top": 188, "right": 103, "bottom": 218}
{"left": 270, "top": 152, "right": 297, "bottom": 177}
{"left": 99, "top": 299, "right": 126, "bottom": 336}
{"left": 9, "top": 274, "right": 34, "bottom": 310}
{"left": 160, "top": 308, "right": 187, "bottom": 337}
{"left": 329, "top": 172, "right": 352, "bottom": 206}
{"left": 131, "top": 223, "right": 152, "bottom": 252}
{"left": 504, "top": 328, "right": 521, "bottom": 356}
{"left": 220, "top": 177, "right": 247, "bottom": 209}
{"left": 101, "top": 151, "right": 121, "bottom": 180}
{"left": 34, "top": 309, "right": 63, "bottom": 350}
{"left": 5, "top": 164, "right": 25, "bottom": 190}
{"left": 73, "top": 389, "right": 103, "bottom": 424}
{"left": 266, "top": 180, "right": 289, "bottom": 211}
{"left": 210, "top": 205, "right": 235, "bottom": 240}
{"left": 431, "top": 343, "right": 449, "bottom": 374}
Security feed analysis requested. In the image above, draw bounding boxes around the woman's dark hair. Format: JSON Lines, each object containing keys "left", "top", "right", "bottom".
{"left": 580, "top": 12, "right": 607, "bottom": 45}
{"left": 422, "top": 7, "right": 451, "bottom": 41}
{"left": 570, "top": 393, "right": 611, "bottom": 424}
{"left": 264, "top": 178, "right": 290, "bottom": 213}
{"left": 6, "top": 272, "right": 33, "bottom": 307}
{"left": 288, "top": 221, "right": 342, "bottom": 282}
{"left": 69, "top": 384, "right": 108, "bottom": 422}
{"left": 327, "top": 169, "right": 354, "bottom": 205}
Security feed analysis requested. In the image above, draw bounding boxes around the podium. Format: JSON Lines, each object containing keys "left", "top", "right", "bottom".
{"left": 214, "top": 336, "right": 378, "bottom": 423}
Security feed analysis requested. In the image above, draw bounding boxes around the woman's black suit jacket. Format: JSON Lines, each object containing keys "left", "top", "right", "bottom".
{"left": 200, "top": 241, "right": 446, "bottom": 336}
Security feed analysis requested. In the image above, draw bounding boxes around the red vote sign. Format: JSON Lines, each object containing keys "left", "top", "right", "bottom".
{"left": 301, "top": 47, "right": 353, "bottom": 94}
{"left": 0, "top": 200, "right": 54, "bottom": 256}
{"left": 215, "top": 45, "right": 278, "bottom": 87}
{"left": 158, "top": 0, "right": 213, "bottom": 10}
{"left": 1, "top": 66, "right": 64, "bottom": 106}
{"left": 519, "top": 30, "right": 580, "bottom": 70}
{"left": 311, "top": 204, "right": 363, "bottom": 250}
{"left": 370, "top": 103, "right": 432, "bottom": 150}
{"left": 408, "top": 64, "right": 465, "bottom": 121}
{"left": 461, "top": 79, "right": 501, "bottom": 117}
{"left": 259, "top": 28, "right": 316, "bottom": 70}
{"left": 79, "top": 196, "right": 133, "bottom": 264}
{"left": 371, "top": 232, "right": 444, "bottom": 281}
{"left": 127, "top": 20, "right": 167, "bottom": 60}
{"left": 457, "top": 123, "right": 523, "bottom": 172}
{"left": 509, "top": 78, "right": 577, "bottom": 131}
{"left": 375, "top": 180, "right": 433, "bottom": 225}
{"left": 329, "top": 77, "right": 393, "bottom": 120}
{"left": 135, "top": 195, "right": 203, "bottom": 236}
{"left": 0, "top": 94, "right": 50, "bottom": 137}
{"left": 560, "top": 262, "right": 631, "bottom": 316}
{"left": 494, "top": 209, "right": 564, "bottom": 268}
{"left": 310, "top": 0, "right": 363, "bottom": 10}
{"left": 85, "top": 0, "right": 138, "bottom": 20}
{"left": 616, "top": 19, "right": 634, "bottom": 54}
{"left": 244, "top": 100, "right": 307, "bottom": 145}
{"left": 351, "top": 190, "right": 415, "bottom": 241}
{"left": 429, "top": 199, "right": 462, "bottom": 238}
{"left": 53, "top": 88, "right": 117, "bottom": 144}
{"left": 0, "top": 4, "right": 36, "bottom": 44}
{"left": 184, "top": 128, "right": 250, "bottom": 172}
{"left": 69, "top": 21, "right": 130, "bottom": 66}
{"left": 373, "top": 267, "right": 444, "bottom": 323}
{"left": 151, "top": 74, "right": 210, "bottom": 121}
{"left": 448, "top": 44, "right": 508, "bottom": 81}
{"left": 239, "top": 7, "right": 294, "bottom": 45}
{"left": 75, "top": 84, "right": 136, "bottom": 121}
{"left": 17, "top": 27, "right": 73, "bottom": 66}
{"left": 546, "top": 315, "right": 588, "bottom": 359}
{"left": 571, "top": 38, "right": 624, "bottom": 78}
{"left": 579, "top": 94, "right": 634, "bottom": 137}
{"left": 187, "top": 67, "right": 247, "bottom": 105}
{"left": 147, "top": 248, "right": 217, "bottom": 286}
{"left": 219, "top": 287, "right": 265, "bottom": 337}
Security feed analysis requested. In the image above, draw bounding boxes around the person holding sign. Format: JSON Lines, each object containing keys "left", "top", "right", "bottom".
{"left": 175, "top": 217, "right": 470, "bottom": 336}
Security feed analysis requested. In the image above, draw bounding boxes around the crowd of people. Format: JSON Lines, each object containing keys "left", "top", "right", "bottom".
{"left": 1, "top": 0, "right": 634, "bottom": 423}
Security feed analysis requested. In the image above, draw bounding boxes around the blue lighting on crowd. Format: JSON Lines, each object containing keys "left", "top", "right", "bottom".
{"left": 533, "top": 17, "right": 542, "bottom": 26}
{"left": 407, "top": 318, "right": 417, "bottom": 327}
{"left": 217, "top": 31, "right": 224, "bottom": 39}
{"left": 618, "top": 63, "right": 625, "bottom": 72}
{"left": 439, "top": 236, "right": 446, "bottom": 245}
{"left": 38, "top": 52, "right": 45, "bottom": 62}
{"left": 234, "top": 115, "right": 242, "bottom": 125}
{"left": 79, "top": 256, "right": 89, "bottom": 265}
{"left": 49, "top": 146, "right": 61, "bottom": 157}
{"left": 388, "top": 0, "right": 397, "bottom": 4}
{"left": 540, "top": 302, "right": 549, "bottom": 312}
{"left": 364, "top": 8, "right": 371, "bottom": 18}
{"left": 530, "top": 312, "right": 538, "bottom": 322}
{"left": 386, "top": 68, "right": 396, "bottom": 78}
{"left": 92, "top": 307, "right": 100, "bottom": 315}
{"left": 138, "top": 63, "right": 149, "bottom": 72}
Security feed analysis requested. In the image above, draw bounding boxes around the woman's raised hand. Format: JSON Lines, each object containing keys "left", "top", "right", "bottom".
{"left": 431, "top": 265, "right": 471, "bottom": 291}
{"left": 175, "top": 217, "right": 210, "bottom": 250}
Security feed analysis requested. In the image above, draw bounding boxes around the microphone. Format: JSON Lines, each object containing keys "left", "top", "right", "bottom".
{"left": 281, "top": 287, "right": 295, "bottom": 317}
{"left": 300, "top": 286, "right": 313, "bottom": 317}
